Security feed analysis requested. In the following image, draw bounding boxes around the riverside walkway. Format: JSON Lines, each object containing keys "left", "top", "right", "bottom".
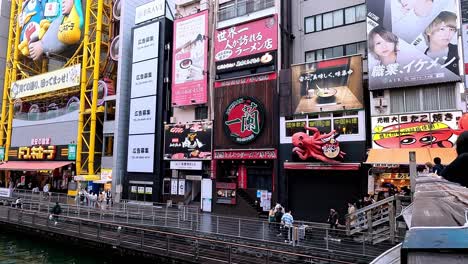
{"left": 0, "top": 190, "right": 397, "bottom": 263}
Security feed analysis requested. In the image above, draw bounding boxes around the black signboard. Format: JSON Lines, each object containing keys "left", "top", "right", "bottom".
{"left": 215, "top": 51, "right": 276, "bottom": 79}
{"left": 8, "top": 145, "right": 73, "bottom": 161}
{"left": 163, "top": 122, "right": 212, "bottom": 160}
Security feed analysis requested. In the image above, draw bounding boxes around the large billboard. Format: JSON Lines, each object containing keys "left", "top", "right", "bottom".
{"left": 164, "top": 122, "right": 212, "bottom": 160}
{"left": 171, "top": 10, "right": 208, "bottom": 106}
{"left": 129, "top": 96, "right": 157, "bottom": 135}
{"left": 127, "top": 134, "right": 155, "bottom": 173}
{"left": 132, "top": 22, "right": 160, "bottom": 63}
{"left": 19, "top": 0, "right": 84, "bottom": 61}
{"left": 371, "top": 111, "right": 463, "bottom": 149}
{"left": 291, "top": 55, "right": 363, "bottom": 114}
{"left": 367, "top": 0, "right": 460, "bottom": 90}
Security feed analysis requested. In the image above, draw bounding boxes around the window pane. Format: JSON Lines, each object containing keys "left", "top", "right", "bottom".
{"left": 332, "top": 46, "right": 343, "bottom": 57}
{"left": 334, "top": 118, "right": 359, "bottom": 135}
{"left": 345, "top": 7, "right": 356, "bottom": 24}
{"left": 390, "top": 89, "right": 405, "bottom": 113}
{"left": 308, "top": 120, "right": 332, "bottom": 134}
{"left": 439, "top": 85, "right": 456, "bottom": 110}
{"left": 357, "top": 41, "right": 367, "bottom": 57}
{"left": 356, "top": 4, "right": 367, "bottom": 21}
{"left": 323, "top": 13, "right": 333, "bottom": 29}
{"left": 333, "top": 10, "right": 343, "bottom": 26}
{"left": 405, "top": 89, "right": 421, "bottom": 112}
{"left": 285, "top": 121, "right": 306, "bottom": 137}
{"left": 237, "top": 0, "right": 247, "bottom": 16}
{"left": 345, "top": 43, "right": 357, "bottom": 55}
{"left": 423, "top": 87, "right": 439, "bottom": 111}
{"left": 316, "top": 14, "right": 322, "bottom": 31}
{"left": 305, "top": 17, "right": 315, "bottom": 33}
{"left": 324, "top": 48, "right": 333, "bottom": 59}
{"left": 305, "top": 51, "right": 315, "bottom": 62}
{"left": 316, "top": 50, "right": 323, "bottom": 61}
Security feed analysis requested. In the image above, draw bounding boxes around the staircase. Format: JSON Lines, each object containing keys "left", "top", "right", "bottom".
{"left": 345, "top": 195, "right": 409, "bottom": 245}
{"left": 236, "top": 189, "right": 266, "bottom": 218}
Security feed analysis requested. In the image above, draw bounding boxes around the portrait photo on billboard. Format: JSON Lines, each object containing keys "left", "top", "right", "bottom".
{"left": 371, "top": 111, "right": 464, "bottom": 149}
{"left": 367, "top": 0, "right": 461, "bottom": 90}
{"left": 19, "top": 0, "right": 85, "bottom": 61}
{"left": 164, "top": 122, "right": 212, "bottom": 160}
{"left": 172, "top": 10, "right": 208, "bottom": 106}
{"left": 291, "top": 55, "right": 363, "bottom": 114}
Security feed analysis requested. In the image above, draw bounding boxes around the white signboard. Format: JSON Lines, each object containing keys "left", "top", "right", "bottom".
{"left": 462, "top": 23, "right": 468, "bottom": 88}
{"left": 135, "top": 0, "right": 165, "bottom": 25}
{"left": 178, "top": 179, "right": 185, "bottom": 195}
{"left": 11, "top": 64, "right": 81, "bottom": 99}
{"left": 170, "top": 161, "right": 202, "bottom": 170}
{"left": 131, "top": 58, "right": 158, "bottom": 98}
{"left": 129, "top": 96, "right": 157, "bottom": 134}
{"left": 138, "top": 186, "right": 145, "bottom": 194}
{"left": 0, "top": 187, "right": 11, "bottom": 198}
{"left": 133, "top": 22, "right": 159, "bottom": 63}
{"left": 171, "top": 179, "right": 178, "bottom": 195}
{"left": 127, "top": 134, "right": 155, "bottom": 173}
{"left": 145, "top": 187, "right": 153, "bottom": 194}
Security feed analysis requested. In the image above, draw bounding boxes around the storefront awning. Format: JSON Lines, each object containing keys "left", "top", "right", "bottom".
{"left": 0, "top": 161, "right": 72, "bottom": 171}
{"left": 284, "top": 162, "right": 360, "bottom": 170}
{"left": 365, "top": 148, "right": 457, "bottom": 166}
{"left": 74, "top": 175, "right": 101, "bottom": 181}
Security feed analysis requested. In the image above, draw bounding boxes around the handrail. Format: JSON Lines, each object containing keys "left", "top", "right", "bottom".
{"left": 347, "top": 196, "right": 396, "bottom": 218}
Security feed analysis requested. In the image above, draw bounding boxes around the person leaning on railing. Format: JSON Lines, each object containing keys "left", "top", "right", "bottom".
{"left": 441, "top": 131, "right": 468, "bottom": 187}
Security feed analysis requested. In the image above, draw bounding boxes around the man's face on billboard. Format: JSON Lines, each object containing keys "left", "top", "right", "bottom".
{"left": 429, "top": 22, "right": 456, "bottom": 48}
{"left": 62, "top": 0, "right": 74, "bottom": 15}
{"left": 373, "top": 34, "right": 396, "bottom": 58}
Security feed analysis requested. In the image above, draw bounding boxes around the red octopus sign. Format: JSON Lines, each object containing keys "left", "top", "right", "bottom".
{"left": 291, "top": 126, "right": 345, "bottom": 164}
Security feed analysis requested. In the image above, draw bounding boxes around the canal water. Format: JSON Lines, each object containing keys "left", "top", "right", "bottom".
{"left": 0, "top": 229, "right": 110, "bottom": 263}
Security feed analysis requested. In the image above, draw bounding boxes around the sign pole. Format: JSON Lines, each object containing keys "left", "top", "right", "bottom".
{"left": 409, "top": 151, "right": 417, "bottom": 200}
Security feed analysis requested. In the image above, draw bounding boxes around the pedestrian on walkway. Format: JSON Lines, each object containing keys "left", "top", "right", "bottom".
{"left": 274, "top": 205, "right": 284, "bottom": 236}
{"left": 105, "top": 189, "right": 113, "bottom": 206}
{"left": 50, "top": 202, "right": 62, "bottom": 225}
{"left": 327, "top": 208, "right": 339, "bottom": 238}
{"left": 433, "top": 157, "right": 444, "bottom": 175}
{"left": 347, "top": 202, "right": 356, "bottom": 227}
{"left": 281, "top": 210, "right": 294, "bottom": 243}
{"left": 268, "top": 208, "right": 275, "bottom": 230}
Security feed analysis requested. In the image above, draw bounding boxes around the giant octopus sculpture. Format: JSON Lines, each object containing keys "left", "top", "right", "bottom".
{"left": 292, "top": 126, "right": 345, "bottom": 164}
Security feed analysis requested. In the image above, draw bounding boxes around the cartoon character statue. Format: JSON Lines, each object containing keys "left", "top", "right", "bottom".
{"left": 292, "top": 126, "right": 346, "bottom": 164}
{"left": 21, "top": 0, "right": 84, "bottom": 60}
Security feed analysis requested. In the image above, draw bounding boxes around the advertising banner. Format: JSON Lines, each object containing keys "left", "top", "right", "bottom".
{"left": 131, "top": 58, "right": 158, "bottom": 98}
{"left": 291, "top": 55, "right": 363, "bottom": 114}
{"left": 367, "top": 0, "right": 460, "bottom": 90}
{"left": 215, "top": 51, "right": 276, "bottom": 76}
{"left": 214, "top": 15, "right": 278, "bottom": 62}
{"left": 133, "top": 22, "right": 160, "bottom": 63}
{"left": 371, "top": 111, "right": 463, "bottom": 149}
{"left": 11, "top": 64, "right": 81, "bottom": 99}
{"left": 164, "top": 122, "right": 212, "bottom": 160}
{"left": 101, "top": 168, "right": 112, "bottom": 181}
{"left": 214, "top": 73, "right": 277, "bottom": 88}
{"left": 172, "top": 11, "right": 208, "bottom": 106}
{"left": 135, "top": 0, "right": 165, "bottom": 25}
{"left": 17, "top": 0, "right": 84, "bottom": 61}
{"left": 462, "top": 23, "right": 468, "bottom": 86}
{"left": 129, "top": 96, "right": 157, "bottom": 134}
{"left": 127, "top": 134, "right": 155, "bottom": 173}
{"left": 223, "top": 96, "right": 265, "bottom": 144}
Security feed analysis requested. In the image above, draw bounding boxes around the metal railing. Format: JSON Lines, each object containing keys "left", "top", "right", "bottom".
{"left": 218, "top": 0, "right": 275, "bottom": 22}
{"left": 7, "top": 189, "right": 395, "bottom": 262}
{"left": 0, "top": 206, "right": 356, "bottom": 264}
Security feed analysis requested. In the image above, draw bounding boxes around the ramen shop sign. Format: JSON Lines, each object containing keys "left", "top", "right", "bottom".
{"left": 223, "top": 96, "right": 265, "bottom": 144}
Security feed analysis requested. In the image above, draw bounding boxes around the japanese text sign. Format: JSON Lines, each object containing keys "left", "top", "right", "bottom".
{"left": 11, "top": 64, "right": 81, "bottom": 99}
{"left": 291, "top": 55, "right": 363, "bottom": 114}
{"left": 172, "top": 11, "right": 209, "bottom": 106}
{"left": 214, "top": 15, "right": 278, "bottom": 62}
{"left": 164, "top": 122, "right": 212, "bottom": 160}
{"left": 371, "top": 111, "right": 463, "bottom": 149}
{"left": 366, "top": 0, "right": 460, "bottom": 90}
{"left": 17, "top": 145, "right": 57, "bottom": 160}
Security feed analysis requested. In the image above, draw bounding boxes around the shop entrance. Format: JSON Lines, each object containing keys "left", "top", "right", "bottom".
{"left": 127, "top": 181, "right": 153, "bottom": 203}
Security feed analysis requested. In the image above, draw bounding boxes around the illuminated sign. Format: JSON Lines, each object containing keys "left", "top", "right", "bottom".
{"left": 223, "top": 96, "right": 265, "bottom": 144}
{"left": 18, "top": 145, "right": 57, "bottom": 160}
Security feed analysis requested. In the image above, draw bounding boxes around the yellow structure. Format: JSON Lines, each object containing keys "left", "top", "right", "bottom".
{"left": 0, "top": 0, "right": 114, "bottom": 178}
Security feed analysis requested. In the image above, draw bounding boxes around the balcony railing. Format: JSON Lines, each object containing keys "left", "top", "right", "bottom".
{"left": 218, "top": 0, "right": 275, "bottom": 22}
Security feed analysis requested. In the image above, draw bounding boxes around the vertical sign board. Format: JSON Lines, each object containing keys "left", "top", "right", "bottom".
{"left": 135, "top": 0, "right": 166, "bottom": 25}
{"left": 127, "top": 20, "right": 161, "bottom": 174}
{"left": 172, "top": 10, "right": 209, "bottom": 106}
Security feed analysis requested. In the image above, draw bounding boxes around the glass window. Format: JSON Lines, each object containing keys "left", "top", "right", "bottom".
{"left": 332, "top": 46, "right": 343, "bottom": 57}
{"left": 308, "top": 119, "right": 332, "bottom": 134}
{"left": 316, "top": 15, "right": 322, "bottom": 31}
{"left": 316, "top": 50, "right": 323, "bottom": 61}
{"left": 105, "top": 100, "right": 115, "bottom": 121}
{"left": 333, "top": 10, "right": 343, "bottom": 26}
{"left": 195, "top": 106, "right": 208, "bottom": 120}
{"left": 390, "top": 89, "right": 405, "bottom": 114}
{"left": 357, "top": 42, "right": 367, "bottom": 57}
{"left": 356, "top": 4, "right": 367, "bottom": 21}
{"left": 333, "top": 118, "right": 359, "bottom": 135}
{"left": 423, "top": 87, "right": 439, "bottom": 111}
{"left": 305, "top": 51, "right": 315, "bottom": 62}
{"left": 163, "top": 178, "right": 171, "bottom": 195}
{"left": 345, "top": 7, "right": 356, "bottom": 24}
{"left": 439, "top": 85, "right": 456, "bottom": 110}
{"left": 323, "top": 12, "right": 333, "bottom": 29}
{"left": 324, "top": 48, "right": 333, "bottom": 59}
{"left": 285, "top": 121, "right": 306, "bottom": 137}
{"left": 345, "top": 43, "right": 357, "bottom": 55}
{"left": 103, "top": 135, "right": 114, "bottom": 156}
{"left": 305, "top": 17, "right": 315, "bottom": 33}
{"left": 405, "top": 89, "right": 420, "bottom": 112}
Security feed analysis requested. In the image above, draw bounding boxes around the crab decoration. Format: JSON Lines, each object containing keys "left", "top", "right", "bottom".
{"left": 292, "top": 126, "right": 346, "bottom": 164}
